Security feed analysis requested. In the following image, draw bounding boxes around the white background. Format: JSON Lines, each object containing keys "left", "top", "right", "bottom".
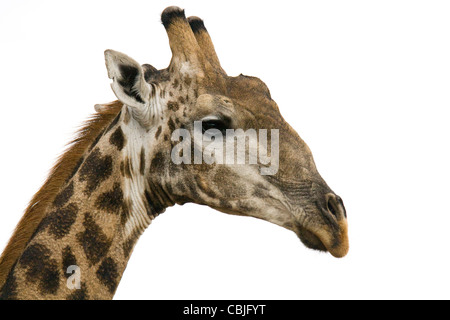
{"left": 0, "top": 0, "right": 449, "bottom": 300}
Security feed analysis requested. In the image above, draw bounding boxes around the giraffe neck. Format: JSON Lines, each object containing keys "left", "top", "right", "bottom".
{"left": 0, "top": 107, "right": 171, "bottom": 299}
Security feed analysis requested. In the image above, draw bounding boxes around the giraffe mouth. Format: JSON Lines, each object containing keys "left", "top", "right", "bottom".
{"left": 294, "top": 218, "right": 349, "bottom": 258}
{"left": 295, "top": 224, "right": 327, "bottom": 253}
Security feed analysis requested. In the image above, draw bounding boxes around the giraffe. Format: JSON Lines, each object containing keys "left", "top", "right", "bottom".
{"left": 0, "top": 6, "right": 348, "bottom": 300}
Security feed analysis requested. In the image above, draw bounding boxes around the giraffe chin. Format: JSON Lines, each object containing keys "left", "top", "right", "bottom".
{"left": 295, "top": 223, "right": 349, "bottom": 258}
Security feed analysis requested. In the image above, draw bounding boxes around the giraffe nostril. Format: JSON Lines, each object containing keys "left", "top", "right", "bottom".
{"left": 327, "top": 197, "right": 338, "bottom": 218}
{"left": 326, "top": 193, "right": 345, "bottom": 219}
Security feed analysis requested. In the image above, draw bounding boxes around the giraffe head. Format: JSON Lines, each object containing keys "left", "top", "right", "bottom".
{"left": 104, "top": 7, "right": 348, "bottom": 258}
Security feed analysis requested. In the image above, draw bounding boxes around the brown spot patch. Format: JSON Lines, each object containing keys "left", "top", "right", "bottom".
{"left": 123, "top": 157, "right": 133, "bottom": 178}
{"left": 167, "top": 101, "right": 179, "bottom": 112}
{"left": 79, "top": 148, "right": 113, "bottom": 194}
{"left": 96, "top": 257, "right": 119, "bottom": 294}
{"left": 19, "top": 243, "right": 60, "bottom": 295}
{"left": 155, "top": 126, "right": 162, "bottom": 139}
{"left": 62, "top": 246, "right": 77, "bottom": 279}
{"left": 168, "top": 118, "right": 176, "bottom": 132}
{"left": 172, "top": 78, "right": 179, "bottom": 89}
{"left": 44, "top": 203, "right": 79, "bottom": 240}
{"left": 76, "top": 213, "right": 112, "bottom": 265}
{"left": 120, "top": 198, "right": 131, "bottom": 226}
{"left": 66, "top": 283, "right": 89, "bottom": 300}
{"left": 53, "top": 181, "right": 74, "bottom": 208}
{"left": 95, "top": 183, "right": 124, "bottom": 215}
{"left": 120, "top": 161, "right": 125, "bottom": 176}
{"left": 109, "top": 126, "right": 126, "bottom": 151}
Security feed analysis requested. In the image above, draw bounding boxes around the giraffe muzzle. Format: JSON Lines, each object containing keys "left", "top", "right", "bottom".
{"left": 294, "top": 193, "right": 349, "bottom": 258}
{"left": 318, "top": 193, "right": 349, "bottom": 258}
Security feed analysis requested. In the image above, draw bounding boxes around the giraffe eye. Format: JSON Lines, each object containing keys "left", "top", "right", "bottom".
{"left": 201, "top": 118, "right": 229, "bottom": 136}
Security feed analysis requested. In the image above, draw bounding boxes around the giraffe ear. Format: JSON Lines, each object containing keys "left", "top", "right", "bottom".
{"left": 104, "top": 50, "right": 152, "bottom": 110}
